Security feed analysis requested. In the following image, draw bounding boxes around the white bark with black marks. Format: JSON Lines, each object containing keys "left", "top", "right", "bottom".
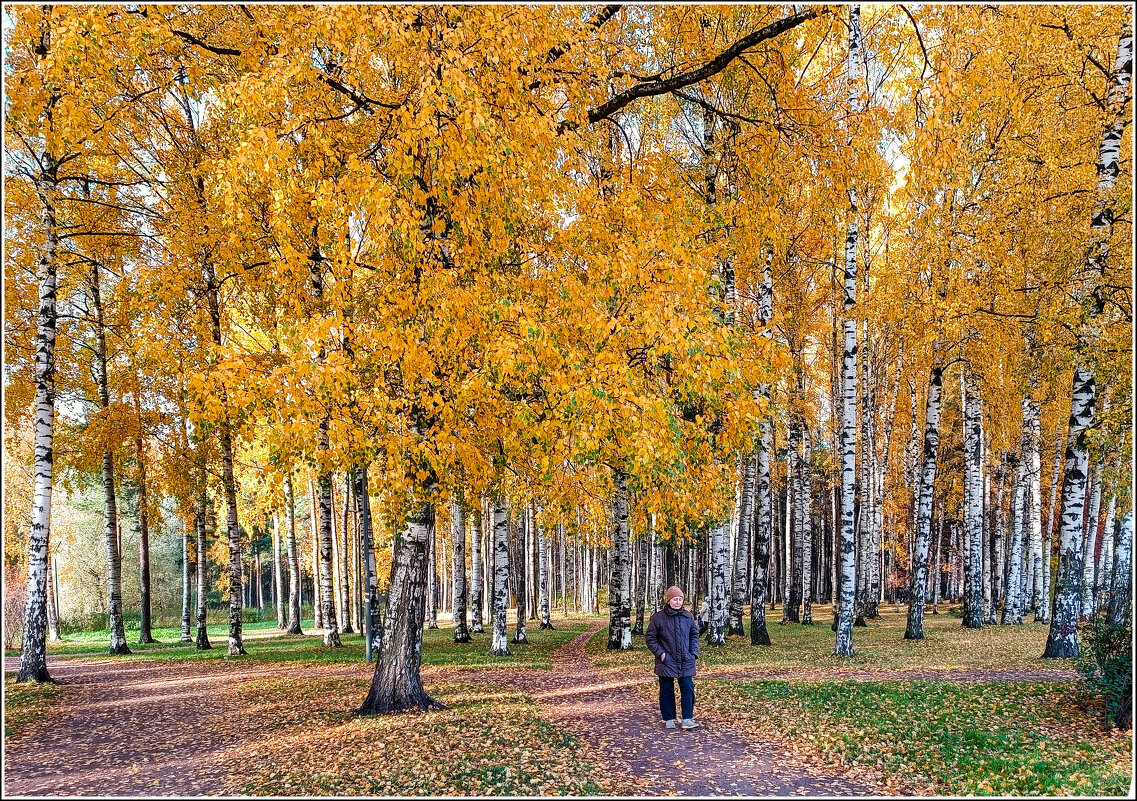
{"left": 1081, "top": 459, "right": 1104, "bottom": 618}
{"left": 470, "top": 506, "right": 484, "bottom": 633}
{"left": 751, "top": 243, "right": 774, "bottom": 645}
{"left": 180, "top": 519, "right": 192, "bottom": 642}
{"left": 451, "top": 497, "right": 470, "bottom": 642}
{"left": 800, "top": 426, "right": 813, "bottom": 625}
{"left": 1106, "top": 511, "right": 1132, "bottom": 627}
{"left": 538, "top": 506, "right": 553, "bottom": 630}
{"left": 904, "top": 362, "right": 943, "bottom": 640}
{"left": 1044, "top": 367, "right": 1094, "bottom": 656}
{"left": 1002, "top": 449, "right": 1027, "bottom": 625}
{"left": 1025, "top": 398, "right": 1043, "bottom": 618}
{"left": 285, "top": 472, "right": 303, "bottom": 634}
{"left": 729, "top": 454, "right": 755, "bottom": 635}
{"left": 834, "top": 2, "right": 863, "bottom": 658}
{"left": 608, "top": 470, "right": 633, "bottom": 649}
{"left": 961, "top": 366, "right": 984, "bottom": 628}
{"left": 317, "top": 420, "right": 341, "bottom": 647}
{"left": 1097, "top": 494, "right": 1116, "bottom": 610}
{"left": 1037, "top": 428, "right": 1063, "bottom": 623}
{"left": 489, "top": 502, "right": 511, "bottom": 656}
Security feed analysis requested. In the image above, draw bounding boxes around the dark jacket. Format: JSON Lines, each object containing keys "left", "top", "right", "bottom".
{"left": 645, "top": 605, "right": 700, "bottom": 678}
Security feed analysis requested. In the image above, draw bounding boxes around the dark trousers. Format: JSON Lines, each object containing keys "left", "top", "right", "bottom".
{"left": 658, "top": 675, "right": 695, "bottom": 721}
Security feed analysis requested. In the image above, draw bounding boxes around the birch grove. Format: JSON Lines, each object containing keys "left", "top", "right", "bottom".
{"left": 3, "top": 5, "right": 1130, "bottom": 702}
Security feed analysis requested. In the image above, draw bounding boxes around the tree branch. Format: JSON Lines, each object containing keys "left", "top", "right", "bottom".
{"left": 564, "top": 7, "right": 827, "bottom": 130}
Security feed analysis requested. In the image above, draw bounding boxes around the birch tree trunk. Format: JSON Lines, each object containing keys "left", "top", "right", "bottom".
{"left": 538, "top": 507, "right": 553, "bottom": 630}
{"left": 1046, "top": 17, "right": 1132, "bottom": 658}
{"left": 992, "top": 456, "right": 1008, "bottom": 622}
{"left": 633, "top": 532, "right": 647, "bottom": 634}
{"left": 45, "top": 552, "right": 60, "bottom": 643}
{"left": 489, "top": 502, "right": 511, "bottom": 655}
{"left": 284, "top": 472, "right": 303, "bottom": 634}
{"left": 1037, "top": 428, "right": 1063, "bottom": 623}
{"left": 272, "top": 514, "right": 284, "bottom": 629}
{"left": 961, "top": 365, "right": 984, "bottom": 628}
{"left": 354, "top": 466, "right": 378, "bottom": 651}
{"left": 729, "top": 454, "right": 755, "bottom": 635}
{"left": 608, "top": 469, "right": 633, "bottom": 649}
{"left": 1002, "top": 451, "right": 1027, "bottom": 625}
{"left": 317, "top": 421, "right": 341, "bottom": 647}
{"left": 470, "top": 506, "right": 484, "bottom": 633}
{"left": 451, "top": 497, "right": 470, "bottom": 642}
{"left": 1044, "top": 370, "right": 1093, "bottom": 656}
{"left": 91, "top": 261, "right": 131, "bottom": 656}
{"left": 800, "top": 426, "right": 814, "bottom": 625}
{"left": 784, "top": 421, "right": 802, "bottom": 624}
{"left": 513, "top": 511, "right": 529, "bottom": 643}
{"left": 309, "top": 476, "right": 323, "bottom": 630}
{"left": 1081, "top": 459, "right": 1104, "bottom": 618}
{"left": 181, "top": 518, "right": 192, "bottom": 642}
{"left": 1097, "top": 493, "right": 1116, "bottom": 610}
{"left": 359, "top": 500, "right": 442, "bottom": 713}
{"left": 195, "top": 476, "right": 212, "bottom": 649}
{"left": 342, "top": 473, "right": 357, "bottom": 634}
{"left": 134, "top": 436, "right": 156, "bottom": 644}
{"left": 834, "top": 2, "right": 863, "bottom": 658}
{"left": 16, "top": 32, "right": 61, "bottom": 686}
{"left": 1025, "top": 397, "right": 1044, "bottom": 618}
{"left": 751, "top": 243, "right": 774, "bottom": 645}
{"left": 1106, "top": 511, "right": 1132, "bottom": 627}
{"left": 904, "top": 362, "right": 943, "bottom": 640}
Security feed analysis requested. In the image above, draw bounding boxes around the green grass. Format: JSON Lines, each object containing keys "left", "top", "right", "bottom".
{"left": 710, "top": 678, "right": 1132, "bottom": 796}
{"left": 3, "top": 673, "right": 61, "bottom": 740}
{"left": 4, "top": 616, "right": 597, "bottom": 670}
{"left": 235, "top": 677, "right": 624, "bottom": 796}
{"left": 587, "top": 603, "right": 1069, "bottom": 673}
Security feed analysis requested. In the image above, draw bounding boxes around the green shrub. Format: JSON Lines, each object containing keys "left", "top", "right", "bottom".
{"left": 1075, "top": 615, "right": 1132, "bottom": 730}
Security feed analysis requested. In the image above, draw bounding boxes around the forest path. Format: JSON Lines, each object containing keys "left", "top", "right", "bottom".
{"left": 468, "top": 621, "right": 882, "bottom": 796}
{"left": 2, "top": 654, "right": 357, "bottom": 796}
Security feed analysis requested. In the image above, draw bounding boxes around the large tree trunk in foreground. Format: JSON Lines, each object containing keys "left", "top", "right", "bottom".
{"left": 489, "top": 502, "right": 511, "bottom": 656}
{"left": 17, "top": 39, "right": 61, "bottom": 687}
{"left": 1046, "top": 19, "right": 1132, "bottom": 657}
{"left": 904, "top": 361, "right": 943, "bottom": 640}
{"left": 608, "top": 470, "right": 633, "bottom": 649}
{"left": 834, "top": 2, "right": 863, "bottom": 658}
{"left": 359, "top": 500, "right": 443, "bottom": 714}
{"left": 1044, "top": 369, "right": 1094, "bottom": 657}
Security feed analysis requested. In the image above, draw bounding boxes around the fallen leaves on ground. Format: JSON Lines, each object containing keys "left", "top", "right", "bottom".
{"left": 233, "top": 673, "right": 631, "bottom": 796}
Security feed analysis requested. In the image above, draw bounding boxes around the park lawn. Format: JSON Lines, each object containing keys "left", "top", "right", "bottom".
{"left": 2, "top": 673, "right": 61, "bottom": 740}
{"left": 705, "top": 678, "right": 1133, "bottom": 797}
{"left": 233, "top": 675, "right": 630, "bottom": 796}
{"left": 587, "top": 603, "right": 1067, "bottom": 674}
{"left": 6, "top": 617, "right": 593, "bottom": 670}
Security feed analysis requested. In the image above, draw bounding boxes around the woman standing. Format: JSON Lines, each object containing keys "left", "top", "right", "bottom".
{"left": 645, "top": 585, "right": 701, "bottom": 730}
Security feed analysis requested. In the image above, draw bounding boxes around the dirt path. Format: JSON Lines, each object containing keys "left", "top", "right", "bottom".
{"left": 3, "top": 628, "right": 1079, "bottom": 797}
{"left": 470, "top": 621, "right": 881, "bottom": 796}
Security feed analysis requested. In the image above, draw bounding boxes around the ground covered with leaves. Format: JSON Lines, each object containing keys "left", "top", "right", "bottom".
{"left": 4, "top": 608, "right": 1132, "bottom": 797}
{"left": 235, "top": 676, "right": 626, "bottom": 796}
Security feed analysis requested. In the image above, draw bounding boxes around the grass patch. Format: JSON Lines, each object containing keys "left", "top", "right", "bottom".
{"left": 234, "top": 676, "right": 628, "bottom": 796}
{"left": 710, "top": 678, "right": 1133, "bottom": 796}
{"left": 4, "top": 617, "right": 594, "bottom": 670}
{"left": 3, "top": 673, "right": 62, "bottom": 740}
{"left": 587, "top": 603, "right": 1068, "bottom": 673}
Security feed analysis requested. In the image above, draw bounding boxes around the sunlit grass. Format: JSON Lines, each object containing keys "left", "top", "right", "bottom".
{"left": 709, "top": 678, "right": 1133, "bottom": 796}
{"left": 586, "top": 603, "right": 1069, "bottom": 673}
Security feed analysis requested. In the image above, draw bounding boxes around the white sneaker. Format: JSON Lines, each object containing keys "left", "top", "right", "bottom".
{"left": 664, "top": 719, "right": 677, "bottom": 729}
{"left": 681, "top": 718, "right": 701, "bottom": 730}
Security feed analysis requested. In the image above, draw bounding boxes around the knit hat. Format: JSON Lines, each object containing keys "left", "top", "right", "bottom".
{"left": 664, "top": 586, "right": 684, "bottom": 603}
